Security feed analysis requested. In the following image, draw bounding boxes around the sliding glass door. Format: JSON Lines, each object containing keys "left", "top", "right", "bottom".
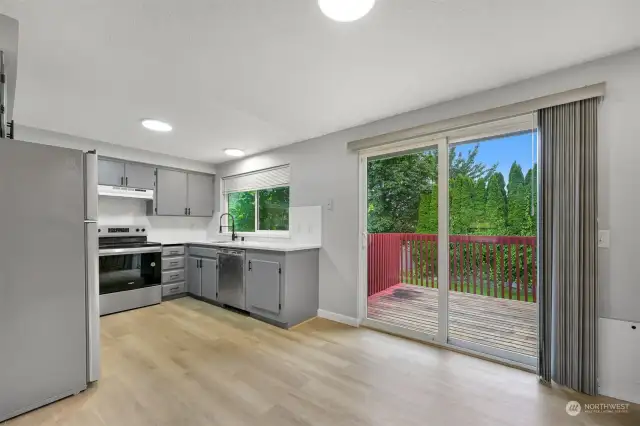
{"left": 360, "top": 116, "right": 538, "bottom": 367}
{"left": 365, "top": 144, "right": 440, "bottom": 338}
{"left": 446, "top": 130, "right": 538, "bottom": 366}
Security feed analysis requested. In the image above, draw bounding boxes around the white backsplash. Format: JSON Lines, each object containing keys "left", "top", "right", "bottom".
{"left": 98, "top": 197, "right": 217, "bottom": 243}
{"left": 99, "top": 197, "right": 321, "bottom": 245}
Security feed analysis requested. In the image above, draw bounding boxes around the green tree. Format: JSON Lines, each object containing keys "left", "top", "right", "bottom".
{"left": 258, "top": 187, "right": 290, "bottom": 231}
{"left": 367, "top": 144, "right": 496, "bottom": 234}
{"left": 507, "top": 162, "right": 527, "bottom": 235}
{"left": 367, "top": 152, "right": 437, "bottom": 233}
{"left": 449, "top": 175, "right": 475, "bottom": 235}
{"left": 523, "top": 166, "right": 538, "bottom": 236}
{"left": 416, "top": 185, "right": 438, "bottom": 234}
{"left": 472, "top": 177, "right": 488, "bottom": 233}
{"left": 484, "top": 172, "right": 507, "bottom": 235}
{"left": 227, "top": 191, "right": 256, "bottom": 232}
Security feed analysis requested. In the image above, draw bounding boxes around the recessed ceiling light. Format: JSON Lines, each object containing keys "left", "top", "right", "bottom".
{"left": 318, "top": 0, "right": 376, "bottom": 22}
{"left": 141, "top": 119, "right": 172, "bottom": 132}
{"left": 224, "top": 149, "right": 245, "bottom": 157}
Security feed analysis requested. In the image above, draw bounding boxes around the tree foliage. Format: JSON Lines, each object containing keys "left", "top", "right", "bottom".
{"left": 373, "top": 146, "right": 536, "bottom": 237}
{"left": 484, "top": 173, "right": 508, "bottom": 235}
{"left": 507, "top": 162, "right": 528, "bottom": 236}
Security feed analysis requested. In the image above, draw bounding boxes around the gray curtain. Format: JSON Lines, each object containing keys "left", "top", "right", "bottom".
{"left": 538, "top": 98, "right": 599, "bottom": 395}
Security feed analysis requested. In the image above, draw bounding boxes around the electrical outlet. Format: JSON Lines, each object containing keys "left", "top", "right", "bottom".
{"left": 326, "top": 198, "right": 334, "bottom": 211}
{"left": 598, "top": 230, "right": 610, "bottom": 248}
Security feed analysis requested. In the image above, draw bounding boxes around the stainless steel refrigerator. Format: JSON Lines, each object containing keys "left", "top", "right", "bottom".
{"left": 0, "top": 138, "right": 100, "bottom": 422}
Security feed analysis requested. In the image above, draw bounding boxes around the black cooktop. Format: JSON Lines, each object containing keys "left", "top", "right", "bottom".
{"left": 98, "top": 236, "right": 161, "bottom": 249}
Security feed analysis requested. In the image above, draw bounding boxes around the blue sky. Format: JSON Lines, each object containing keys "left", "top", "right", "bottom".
{"left": 455, "top": 131, "right": 537, "bottom": 179}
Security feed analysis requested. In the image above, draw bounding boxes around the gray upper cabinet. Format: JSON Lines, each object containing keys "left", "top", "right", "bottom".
{"left": 187, "top": 173, "right": 215, "bottom": 217}
{"left": 98, "top": 159, "right": 125, "bottom": 186}
{"left": 156, "top": 169, "right": 188, "bottom": 216}
{"left": 187, "top": 256, "right": 202, "bottom": 297}
{"left": 124, "top": 163, "right": 156, "bottom": 189}
{"left": 200, "top": 257, "right": 218, "bottom": 301}
{"left": 246, "top": 258, "right": 281, "bottom": 315}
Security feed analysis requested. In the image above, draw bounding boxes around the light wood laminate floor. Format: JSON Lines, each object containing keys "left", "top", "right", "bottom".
{"left": 5, "top": 297, "right": 637, "bottom": 426}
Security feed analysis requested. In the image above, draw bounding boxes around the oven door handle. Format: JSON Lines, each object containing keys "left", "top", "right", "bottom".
{"left": 99, "top": 247, "right": 162, "bottom": 256}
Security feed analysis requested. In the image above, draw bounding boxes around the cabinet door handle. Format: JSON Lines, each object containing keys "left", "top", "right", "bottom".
{"left": 170, "top": 274, "right": 179, "bottom": 280}
{"left": 169, "top": 286, "right": 179, "bottom": 293}
{"left": 184, "top": 207, "right": 188, "bottom": 215}
{"left": 125, "top": 177, "right": 128, "bottom": 186}
{"left": 120, "top": 176, "right": 124, "bottom": 186}
{"left": 170, "top": 261, "right": 179, "bottom": 266}
{"left": 198, "top": 259, "right": 201, "bottom": 268}
{"left": 248, "top": 260, "right": 252, "bottom": 271}
{"left": 188, "top": 208, "right": 191, "bottom": 215}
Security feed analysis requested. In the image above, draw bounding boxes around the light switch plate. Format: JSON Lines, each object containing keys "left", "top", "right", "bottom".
{"left": 598, "top": 230, "right": 610, "bottom": 248}
{"left": 326, "top": 198, "right": 334, "bottom": 211}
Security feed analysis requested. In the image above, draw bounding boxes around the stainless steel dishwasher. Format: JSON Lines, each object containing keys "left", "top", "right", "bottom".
{"left": 217, "top": 248, "right": 246, "bottom": 310}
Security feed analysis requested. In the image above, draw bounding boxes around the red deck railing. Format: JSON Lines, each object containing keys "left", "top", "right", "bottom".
{"left": 367, "top": 233, "right": 537, "bottom": 302}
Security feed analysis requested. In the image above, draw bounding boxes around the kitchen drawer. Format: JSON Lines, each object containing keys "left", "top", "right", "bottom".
{"left": 162, "top": 256, "right": 185, "bottom": 270}
{"left": 162, "top": 269, "right": 185, "bottom": 283}
{"left": 189, "top": 246, "right": 218, "bottom": 259}
{"left": 162, "top": 282, "right": 185, "bottom": 297}
{"left": 162, "top": 245, "right": 185, "bottom": 257}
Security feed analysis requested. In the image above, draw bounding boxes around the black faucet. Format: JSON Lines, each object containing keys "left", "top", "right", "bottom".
{"left": 219, "top": 213, "right": 238, "bottom": 241}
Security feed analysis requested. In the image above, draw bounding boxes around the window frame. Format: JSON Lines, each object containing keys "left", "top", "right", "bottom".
{"left": 222, "top": 185, "right": 291, "bottom": 238}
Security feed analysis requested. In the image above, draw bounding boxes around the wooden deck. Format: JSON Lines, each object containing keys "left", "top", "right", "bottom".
{"left": 367, "top": 283, "right": 537, "bottom": 358}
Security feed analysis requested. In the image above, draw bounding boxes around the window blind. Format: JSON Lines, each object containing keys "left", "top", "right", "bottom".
{"left": 222, "top": 165, "right": 290, "bottom": 194}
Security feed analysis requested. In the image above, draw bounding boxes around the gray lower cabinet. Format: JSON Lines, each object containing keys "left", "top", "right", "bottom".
{"left": 124, "top": 163, "right": 156, "bottom": 189}
{"left": 162, "top": 245, "right": 186, "bottom": 299}
{"left": 156, "top": 169, "right": 188, "bottom": 216}
{"left": 98, "top": 159, "right": 125, "bottom": 186}
{"left": 246, "top": 257, "right": 281, "bottom": 315}
{"left": 187, "top": 256, "right": 202, "bottom": 296}
{"left": 200, "top": 257, "right": 218, "bottom": 301}
{"left": 187, "top": 173, "right": 215, "bottom": 217}
{"left": 244, "top": 249, "right": 319, "bottom": 328}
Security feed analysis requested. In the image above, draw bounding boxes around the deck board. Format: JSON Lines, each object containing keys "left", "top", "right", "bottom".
{"left": 367, "top": 283, "right": 537, "bottom": 358}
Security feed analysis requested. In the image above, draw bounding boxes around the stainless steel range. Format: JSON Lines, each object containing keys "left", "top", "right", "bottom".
{"left": 98, "top": 225, "right": 162, "bottom": 315}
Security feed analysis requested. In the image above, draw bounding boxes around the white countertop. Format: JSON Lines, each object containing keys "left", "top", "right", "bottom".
{"left": 160, "top": 239, "right": 321, "bottom": 252}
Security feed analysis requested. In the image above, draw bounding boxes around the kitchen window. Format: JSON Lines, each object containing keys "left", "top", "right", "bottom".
{"left": 222, "top": 165, "right": 290, "bottom": 234}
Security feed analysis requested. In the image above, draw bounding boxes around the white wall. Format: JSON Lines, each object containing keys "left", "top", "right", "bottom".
{"left": 15, "top": 124, "right": 216, "bottom": 173}
{"left": 215, "top": 47, "right": 640, "bottom": 327}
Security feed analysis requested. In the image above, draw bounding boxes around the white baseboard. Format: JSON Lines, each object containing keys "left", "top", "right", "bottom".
{"left": 317, "top": 309, "right": 360, "bottom": 327}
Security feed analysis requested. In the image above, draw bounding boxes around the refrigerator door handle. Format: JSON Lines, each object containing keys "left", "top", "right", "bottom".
{"left": 85, "top": 222, "right": 100, "bottom": 382}
{"left": 84, "top": 152, "right": 99, "bottom": 221}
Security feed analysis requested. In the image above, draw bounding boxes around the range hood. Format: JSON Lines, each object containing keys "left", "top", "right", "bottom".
{"left": 0, "top": 14, "right": 19, "bottom": 139}
{"left": 98, "top": 185, "right": 154, "bottom": 200}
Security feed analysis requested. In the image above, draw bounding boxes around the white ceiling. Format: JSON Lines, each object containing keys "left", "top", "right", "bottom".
{"left": 2, "top": 0, "right": 639, "bottom": 164}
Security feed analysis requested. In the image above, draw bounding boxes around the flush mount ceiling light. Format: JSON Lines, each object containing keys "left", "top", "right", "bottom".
{"left": 141, "top": 119, "right": 172, "bottom": 132}
{"left": 224, "top": 148, "right": 245, "bottom": 157}
{"left": 318, "top": 0, "right": 376, "bottom": 22}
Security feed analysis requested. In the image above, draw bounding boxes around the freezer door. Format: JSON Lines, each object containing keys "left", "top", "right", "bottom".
{"left": 0, "top": 139, "right": 88, "bottom": 422}
{"left": 85, "top": 222, "right": 100, "bottom": 382}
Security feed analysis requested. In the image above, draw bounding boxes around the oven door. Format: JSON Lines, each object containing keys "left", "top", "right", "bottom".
{"left": 99, "top": 247, "right": 162, "bottom": 295}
